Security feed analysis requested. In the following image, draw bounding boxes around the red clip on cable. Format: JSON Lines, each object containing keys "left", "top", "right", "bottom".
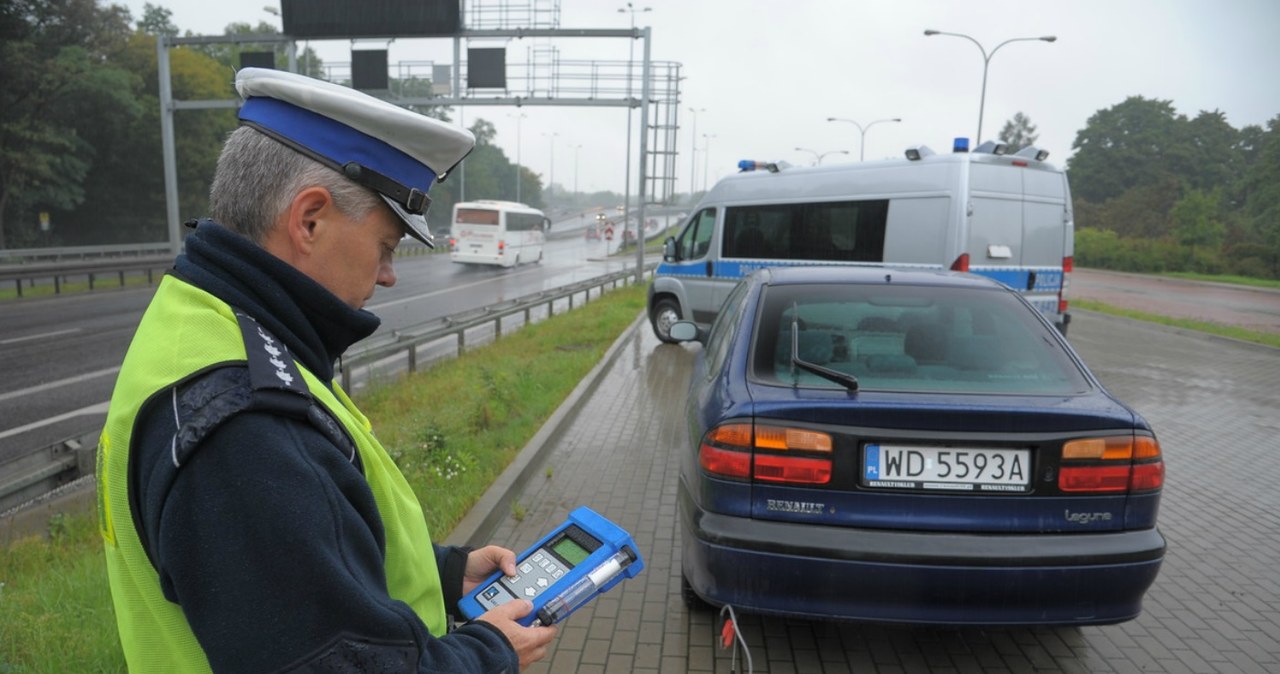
{"left": 720, "top": 617, "right": 736, "bottom": 649}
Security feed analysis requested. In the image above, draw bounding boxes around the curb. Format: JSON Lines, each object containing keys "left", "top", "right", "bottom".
{"left": 444, "top": 310, "right": 648, "bottom": 548}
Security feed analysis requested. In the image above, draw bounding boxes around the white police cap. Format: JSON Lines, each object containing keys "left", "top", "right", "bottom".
{"left": 234, "top": 67, "right": 475, "bottom": 247}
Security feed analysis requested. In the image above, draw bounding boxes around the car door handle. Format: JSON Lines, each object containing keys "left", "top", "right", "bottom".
{"left": 705, "top": 260, "right": 713, "bottom": 277}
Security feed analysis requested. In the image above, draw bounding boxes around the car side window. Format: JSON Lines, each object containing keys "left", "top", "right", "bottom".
{"left": 705, "top": 279, "right": 752, "bottom": 379}
{"left": 677, "top": 208, "right": 716, "bottom": 260}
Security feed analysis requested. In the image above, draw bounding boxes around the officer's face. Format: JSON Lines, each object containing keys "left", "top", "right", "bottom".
{"left": 310, "top": 201, "right": 402, "bottom": 310}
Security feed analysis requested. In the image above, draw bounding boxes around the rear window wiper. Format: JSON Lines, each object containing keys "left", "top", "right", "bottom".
{"left": 789, "top": 309, "right": 858, "bottom": 392}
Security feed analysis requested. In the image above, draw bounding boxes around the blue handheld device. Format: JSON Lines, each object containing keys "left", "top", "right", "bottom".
{"left": 458, "top": 506, "right": 643, "bottom": 627}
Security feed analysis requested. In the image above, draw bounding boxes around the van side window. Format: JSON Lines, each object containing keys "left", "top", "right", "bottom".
{"left": 676, "top": 208, "right": 716, "bottom": 260}
{"left": 723, "top": 199, "right": 889, "bottom": 261}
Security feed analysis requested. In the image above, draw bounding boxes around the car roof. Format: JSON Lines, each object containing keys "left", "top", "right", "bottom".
{"left": 754, "top": 265, "right": 1004, "bottom": 290}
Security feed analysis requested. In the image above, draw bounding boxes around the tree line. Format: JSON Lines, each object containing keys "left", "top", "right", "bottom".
{"left": 4, "top": 1, "right": 1279, "bottom": 280}
{"left": 0, "top": 0, "right": 626, "bottom": 251}
{"left": 1059, "top": 97, "right": 1280, "bottom": 279}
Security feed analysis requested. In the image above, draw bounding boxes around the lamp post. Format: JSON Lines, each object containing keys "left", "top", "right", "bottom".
{"left": 825, "top": 117, "right": 902, "bottom": 161}
{"left": 795, "top": 147, "right": 849, "bottom": 166}
{"left": 619, "top": 2, "right": 651, "bottom": 246}
{"left": 571, "top": 143, "right": 583, "bottom": 196}
{"left": 701, "top": 133, "right": 716, "bottom": 193}
{"left": 543, "top": 131, "right": 559, "bottom": 201}
{"left": 508, "top": 112, "right": 526, "bottom": 203}
{"left": 688, "top": 106, "right": 706, "bottom": 196}
{"left": 923, "top": 30, "right": 1056, "bottom": 143}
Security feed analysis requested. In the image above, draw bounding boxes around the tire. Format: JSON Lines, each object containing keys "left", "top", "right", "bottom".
{"left": 651, "top": 298, "right": 682, "bottom": 343}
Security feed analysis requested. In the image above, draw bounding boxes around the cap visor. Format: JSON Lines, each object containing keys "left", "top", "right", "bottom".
{"left": 382, "top": 195, "right": 434, "bottom": 248}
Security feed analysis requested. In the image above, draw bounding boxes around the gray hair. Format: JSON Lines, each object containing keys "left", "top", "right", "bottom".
{"left": 209, "top": 126, "right": 383, "bottom": 243}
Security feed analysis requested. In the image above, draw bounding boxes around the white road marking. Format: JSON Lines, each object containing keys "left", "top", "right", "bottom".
{"left": 0, "top": 366, "right": 120, "bottom": 403}
{"left": 0, "top": 328, "right": 81, "bottom": 345}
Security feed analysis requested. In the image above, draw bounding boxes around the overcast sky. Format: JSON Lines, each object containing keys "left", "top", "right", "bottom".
{"left": 124, "top": 0, "right": 1280, "bottom": 196}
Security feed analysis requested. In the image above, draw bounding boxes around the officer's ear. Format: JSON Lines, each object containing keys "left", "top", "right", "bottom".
{"left": 271, "top": 187, "right": 336, "bottom": 260}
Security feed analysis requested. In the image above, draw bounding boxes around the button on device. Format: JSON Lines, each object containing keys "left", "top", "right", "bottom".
{"left": 520, "top": 563, "right": 534, "bottom": 574}
{"left": 524, "top": 587, "right": 537, "bottom": 597}
{"left": 483, "top": 586, "right": 500, "bottom": 600}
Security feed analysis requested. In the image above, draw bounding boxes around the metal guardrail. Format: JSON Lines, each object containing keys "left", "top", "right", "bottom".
{"left": 0, "top": 256, "right": 174, "bottom": 297}
{"left": 0, "top": 263, "right": 654, "bottom": 516}
{"left": 0, "top": 241, "right": 439, "bottom": 299}
{"left": 0, "top": 242, "right": 171, "bottom": 262}
{"left": 338, "top": 265, "right": 653, "bottom": 390}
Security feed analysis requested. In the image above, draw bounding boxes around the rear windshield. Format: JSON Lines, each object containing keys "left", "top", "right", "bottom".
{"left": 753, "top": 282, "right": 1090, "bottom": 394}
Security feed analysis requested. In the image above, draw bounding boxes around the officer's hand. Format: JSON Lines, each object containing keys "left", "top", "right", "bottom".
{"left": 463, "top": 545, "right": 518, "bottom": 594}
{"left": 476, "top": 600, "right": 558, "bottom": 669}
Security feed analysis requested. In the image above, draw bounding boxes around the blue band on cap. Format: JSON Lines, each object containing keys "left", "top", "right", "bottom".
{"left": 239, "top": 97, "right": 437, "bottom": 195}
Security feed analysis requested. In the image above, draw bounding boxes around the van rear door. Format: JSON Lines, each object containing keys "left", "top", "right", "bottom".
{"left": 1020, "top": 168, "right": 1069, "bottom": 322}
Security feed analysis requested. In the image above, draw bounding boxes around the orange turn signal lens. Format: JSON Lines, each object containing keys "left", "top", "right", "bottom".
{"left": 753, "top": 425, "right": 832, "bottom": 452}
{"left": 708, "top": 424, "right": 753, "bottom": 449}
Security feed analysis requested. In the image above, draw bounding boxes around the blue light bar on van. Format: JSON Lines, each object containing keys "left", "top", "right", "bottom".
{"left": 738, "top": 160, "right": 781, "bottom": 173}
{"left": 953, "top": 137, "right": 970, "bottom": 153}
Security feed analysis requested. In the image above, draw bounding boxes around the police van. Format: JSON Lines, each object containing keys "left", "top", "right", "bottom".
{"left": 649, "top": 139, "right": 1074, "bottom": 342}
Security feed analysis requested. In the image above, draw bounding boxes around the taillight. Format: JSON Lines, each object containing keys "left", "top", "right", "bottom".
{"left": 1058, "top": 256, "right": 1072, "bottom": 313}
{"left": 1058, "top": 434, "right": 1163, "bottom": 493}
{"left": 699, "top": 423, "right": 833, "bottom": 485}
{"left": 498, "top": 240, "right": 506, "bottom": 254}
{"left": 950, "top": 253, "right": 970, "bottom": 272}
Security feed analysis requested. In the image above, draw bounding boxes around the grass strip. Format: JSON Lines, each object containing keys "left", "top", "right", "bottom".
{"left": 1073, "top": 298, "right": 1280, "bottom": 349}
{"left": 0, "top": 283, "right": 647, "bottom": 672}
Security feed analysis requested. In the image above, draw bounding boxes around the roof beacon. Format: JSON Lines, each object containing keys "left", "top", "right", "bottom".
{"left": 738, "top": 160, "right": 783, "bottom": 173}
{"left": 953, "top": 137, "right": 970, "bottom": 153}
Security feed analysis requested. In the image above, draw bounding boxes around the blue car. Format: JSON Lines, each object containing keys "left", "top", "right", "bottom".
{"left": 670, "top": 266, "right": 1164, "bottom": 626}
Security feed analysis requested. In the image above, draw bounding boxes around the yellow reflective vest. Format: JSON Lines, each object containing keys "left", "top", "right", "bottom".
{"left": 97, "top": 274, "right": 448, "bottom": 671}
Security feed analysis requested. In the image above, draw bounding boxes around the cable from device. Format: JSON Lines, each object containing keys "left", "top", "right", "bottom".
{"left": 718, "top": 604, "right": 753, "bottom": 674}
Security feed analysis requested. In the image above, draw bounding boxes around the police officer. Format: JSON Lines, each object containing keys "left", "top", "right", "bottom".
{"left": 97, "top": 68, "right": 557, "bottom": 672}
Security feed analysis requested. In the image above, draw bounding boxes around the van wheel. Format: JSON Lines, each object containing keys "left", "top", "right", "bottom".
{"left": 651, "top": 298, "right": 682, "bottom": 343}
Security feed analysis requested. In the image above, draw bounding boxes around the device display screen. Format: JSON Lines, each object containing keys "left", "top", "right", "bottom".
{"left": 551, "top": 536, "right": 591, "bottom": 567}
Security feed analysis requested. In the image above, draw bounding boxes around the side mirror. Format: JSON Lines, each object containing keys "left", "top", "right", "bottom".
{"left": 663, "top": 237, "right": 677, "bottom": 261}
{"left": 669, "top": 320, "right": 702, "bottom": 343}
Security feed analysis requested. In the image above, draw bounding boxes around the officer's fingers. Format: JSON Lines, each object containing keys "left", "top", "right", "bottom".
{"left": 486, "top": 598, "right": 533, "bottom": 621}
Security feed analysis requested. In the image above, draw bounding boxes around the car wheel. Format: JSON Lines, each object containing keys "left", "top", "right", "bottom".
{"left": 651, "top": 298, "right": 682, "bottom": 343}
{"left": 681, "top": 572, "right": 711, "bottom": 611}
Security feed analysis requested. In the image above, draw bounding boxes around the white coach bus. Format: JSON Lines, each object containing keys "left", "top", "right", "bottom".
{"left": 649, "top": 138, "right": 1075, "bottom": 341}
{"left": 449, "top": 200, "right": 550, "bottom": 268}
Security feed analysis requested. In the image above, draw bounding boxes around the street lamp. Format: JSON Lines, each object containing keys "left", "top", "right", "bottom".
{"left": 701, "top": 133, "right": 716, "bottom": 193}
{"left": 619, "top": 3, "right": 651, "bottom": 241}
{"left": 795, "top": 147, "right": 850, "bottom": 166}
{"left": 570, "top": 143, "right": 584, "bottom": 196}
{"left": 825, "top": 117, "right": 902, "bottom": 161}
{"left": 543, "top": 131, "right": 559, "bottom": 200}
{"left": 688, "top": 106, "right": 706, "bottom": 195}
{"left": 507, "top": 112, "right": 526, "bottom": 202}
{"left": 923, "top": 30, "right": 1056, "bottom": 143}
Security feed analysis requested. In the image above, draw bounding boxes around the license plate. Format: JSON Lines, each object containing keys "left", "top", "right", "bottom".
{"left": 863, "top": 444, "right": 1030, "bottom": 492}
